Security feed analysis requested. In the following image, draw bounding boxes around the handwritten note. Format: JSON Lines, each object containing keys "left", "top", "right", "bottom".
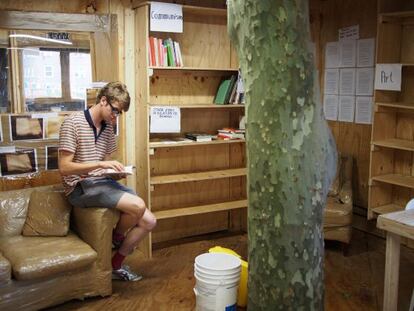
{"left": 374, "top": 64, "right": 402, "bottom": 91}
{"left": 150, "top": 2, "right": 183, "bottom": 33}
{"left": 339, "top": 25, "right": 359, "bottom": 41}
{"left": 150, "top": 106, "right": 181, "bottom": 133}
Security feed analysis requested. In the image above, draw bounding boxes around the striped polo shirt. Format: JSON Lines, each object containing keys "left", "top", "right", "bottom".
{"left": 58, "top": 110, "right": 116, "bottom": 195}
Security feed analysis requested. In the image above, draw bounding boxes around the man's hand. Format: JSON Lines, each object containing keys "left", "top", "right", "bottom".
{"left": 99, "top": 160, "right": 125, "bottom": 172}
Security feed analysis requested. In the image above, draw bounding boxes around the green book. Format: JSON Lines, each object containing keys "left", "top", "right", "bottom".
{"left": 214, "top": 78, "right": 231, "bottom": 105}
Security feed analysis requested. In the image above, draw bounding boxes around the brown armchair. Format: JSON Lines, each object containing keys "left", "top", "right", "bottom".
{"left": 324, "top": 154, "right": 353, "bottom": 244}
{"left": 0, "top": 185, "right": 119, "bottom": 311}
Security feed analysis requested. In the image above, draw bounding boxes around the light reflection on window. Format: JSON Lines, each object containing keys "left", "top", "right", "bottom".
{"left": 70, "top": 52, "right": 92, "bottom": 100}
{"left": 23, "top": 50, "right": 62, "bottom": 99}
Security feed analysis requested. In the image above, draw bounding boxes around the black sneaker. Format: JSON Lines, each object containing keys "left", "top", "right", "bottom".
{"left": 112, "top": 265, "right": 143, "bottom": 282}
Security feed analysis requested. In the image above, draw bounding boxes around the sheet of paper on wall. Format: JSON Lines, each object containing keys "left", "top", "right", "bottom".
{"left": 339, "top": 25, "right": 359, "bottom": 41}
{"left": 323, "top": 95, "right": 339, "bottom": 121}
{"left": 357, "top": 38, "right": 375, "bottom": 67}
{"left": 374, "top": 64, "right": 402, "bottom": 91}
{"left": 150, "top": 106, "right": 181, "bottom": 133}
{"left": 324, "top": 69, "right": 339, "bottom": 94}
{"left": 325, "top": 42, "right": 339, "bottom": 68}
{"left": 338, "top": 96, "right": 355, "bottom": 122}
{"left": 0, "top": 146, "right": 16, "bottom": 154}
{"left": 355, "top": 96, "right": 373, "bottom": 124}
{"left": 356, "top": 68, "right": 374, "bottom": 96}
{"left": 339, "top": 39, "right": 357, "bottom": 67}
{"left": 339, "top": 68, "right": 356, "bottom": 95}
{"left": 150, "top": 2, "right": 183, "bottom": 33}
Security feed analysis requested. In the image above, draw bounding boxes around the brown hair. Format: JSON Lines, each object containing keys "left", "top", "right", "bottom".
{"left": 96, "top": 81, "right": 131, "bottom": 112}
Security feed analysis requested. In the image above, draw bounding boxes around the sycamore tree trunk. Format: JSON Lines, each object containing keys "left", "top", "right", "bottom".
{"left": 228, "top": 1, "right": 337, "bottom": 310}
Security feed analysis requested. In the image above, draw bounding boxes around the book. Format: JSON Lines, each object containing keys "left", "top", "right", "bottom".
{"left": 214, "top": 78, "right": 232, "bottom": 104}
{"left": 89, "top": 165, "right": 135, "bottom": 177}
{"left": 185, "top": 133, "right": 213, "bottom": 142}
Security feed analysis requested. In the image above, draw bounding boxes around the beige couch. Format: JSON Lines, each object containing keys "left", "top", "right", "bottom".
{"left": 324, "top": 154, "right": 353, "bottom": 244}
{"left": 0, "top": 185, "right": 119, "bottom": 310}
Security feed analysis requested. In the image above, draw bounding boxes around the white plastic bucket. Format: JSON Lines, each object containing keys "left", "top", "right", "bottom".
{"left": 194, "top": 253, "right": 241, "bottom": 311}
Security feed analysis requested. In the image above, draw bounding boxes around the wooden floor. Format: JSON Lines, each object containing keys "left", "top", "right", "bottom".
{"left": 47, "top": 229, "right": 414, "bottom": 311}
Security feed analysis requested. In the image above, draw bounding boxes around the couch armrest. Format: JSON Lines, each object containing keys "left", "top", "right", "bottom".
{"left": 71, "top": 207, "right": 119, "bottom": 270}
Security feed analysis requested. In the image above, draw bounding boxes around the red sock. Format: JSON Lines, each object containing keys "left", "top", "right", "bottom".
{"left": 112, "top": 252, "right": 126, "bottom": 270}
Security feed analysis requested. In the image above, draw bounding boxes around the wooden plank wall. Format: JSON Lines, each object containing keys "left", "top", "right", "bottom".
{"left": 0, "top": 0, "right": 129, "bottom": 191}
{"left": 310, "top": 0, "right": 378, "bottom": 209}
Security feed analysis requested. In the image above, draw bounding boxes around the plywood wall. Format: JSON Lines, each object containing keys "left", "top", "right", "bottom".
{"left": 310, "top": 0, "right": 378, "bottom": 209}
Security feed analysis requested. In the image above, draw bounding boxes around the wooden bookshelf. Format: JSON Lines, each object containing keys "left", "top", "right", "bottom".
{"left": 151, "top": 168, "right": 246, "bottom": 185}
{"left": 368, "top": 9, "right": 414, "bottom": 220}
{"left": 154, "top": 200, "right": 247, "bottom": 220}
{"left": 135, "top": 2, "right": 246, "bottom": 257}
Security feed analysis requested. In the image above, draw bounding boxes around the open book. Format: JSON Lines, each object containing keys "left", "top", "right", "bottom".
{"left": 89, "top": 165, "right": 135, "bottom": 177}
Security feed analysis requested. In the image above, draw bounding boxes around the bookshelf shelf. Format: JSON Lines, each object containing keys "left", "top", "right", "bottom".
{"left": 372, "top": 139, "right": 414, "bottom": 151}
{"left": 136, "top": 2, "right": 246, "bottom": 257}
{"left": 372, "top": 204, "right": 404, "bottom": 216}
{"left": 150, "top": 168, "right": 246, "bottom": 185}
{"left": 149, "top": 139, "right": 245, "bottom": 149}
{"left": 153, "top": 200, "right": 247, "bottom": 220}
{"left": 149, "top": 103, "right": 245, "bottom": 109}
{"left": 376, "top": 102, "right": 414, "bottom": 110}
{"left": 371, "top": 174, "right": 414, "bottom": 189}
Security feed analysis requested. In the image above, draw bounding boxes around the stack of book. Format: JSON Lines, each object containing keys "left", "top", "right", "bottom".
{"left": 216, "top": 128, "right": 245, "bottom": 140}
{"left": 148, "top": 37, "right": 183, "bottom": 67}
{"left": 185, "top": 133, "right": 214, "bottom": 142}
{"left": 213, "top": 70, "right": 245, "bottom": 105}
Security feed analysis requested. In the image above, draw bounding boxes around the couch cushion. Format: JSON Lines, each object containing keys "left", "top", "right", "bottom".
{"left": 324, "top": 196, "right": 353, "bottom": 227}
{"left": 0, "top": 232, "right": 97, "bottom": 281}
{"left": 0, "top": 188, "right": 33, "bottom": 237}
{"left": 0, "top": 252, "right": 11, "bottom": 283}
{"left": 22, "top": 190, "right": 72, "bottom": 237}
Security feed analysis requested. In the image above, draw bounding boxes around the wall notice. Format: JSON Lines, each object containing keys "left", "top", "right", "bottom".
{"left": 150, "top": 106, "right": 181, "bottom": 133}
{"left": 150, "top": 2, "right": 183, "bottom": 33}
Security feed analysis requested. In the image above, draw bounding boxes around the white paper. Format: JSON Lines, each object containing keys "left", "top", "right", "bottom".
{"left": 150, "top": 2, "right": 183, "bottom": 33}
{"left": 338, "top": 96, "right": 355, "bottom": 122}
{"left": 357, "top": 38, "right": 375, "bottom": 67}
{"left": 325, "top": 42, "right": 339, "bottom": 68}
{"left": 339, "top": 25, "right": 359, "bottom": 41}
{"left": 356, "top": 68, "right": 374, "bottom": 96}
{"left": 31, "top": 112, "right": 58, "bottom": 119}
{"left": 339, "top": 40, "right": 357, "bottom": 67}
{"left": 150, "top": 106, "right": 181, "bottom": 133}
{"left": 355, "top": 96, "right": 373, "bottom": 124}
{"left": 340, "top": 68, "right": 356, "bottom": 95}
{"left": 324, "top": 69, "right": 339, "bottom": 94}
{"left": 374, "top": 63, "right": 402, "bottom": 91}
{"left": 0, "top": 146, "right": 16, "bottom": 154}
{"left": 323, "top": 95, "right": 339, "bottom": 121}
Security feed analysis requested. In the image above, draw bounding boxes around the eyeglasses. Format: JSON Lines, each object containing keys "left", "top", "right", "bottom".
{"left": 108, "top": 101, "right": 122, "bottom": 116}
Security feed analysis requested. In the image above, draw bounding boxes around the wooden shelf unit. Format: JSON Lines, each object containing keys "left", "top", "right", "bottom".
{"left": 135, "top": 3, "right": 246, "bottom": 257}
{"left": 368, "top": 10, "right": 414, "bottom": 219}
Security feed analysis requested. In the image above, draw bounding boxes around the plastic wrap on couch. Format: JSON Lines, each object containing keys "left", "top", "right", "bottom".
{"left": 0, "top": 233, "right": 96, "bottom": 281}
{"left": 0, "top": 252, "right": 11, "bottom": 283}
{"left": 0, "top": 188, "right": 32, "bottom": 236}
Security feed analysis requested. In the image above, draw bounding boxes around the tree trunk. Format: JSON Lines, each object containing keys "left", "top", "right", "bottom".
{"left": 228, "top": 1, "right": 337, "bottom": 310}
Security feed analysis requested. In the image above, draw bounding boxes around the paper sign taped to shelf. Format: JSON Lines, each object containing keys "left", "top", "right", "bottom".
{"left": 374, "top": 64, "right": 402, "bottom": 91}
{"left": 150, "top": 106, "right": 180, "bottom": 133}
{"left": 150, "top": 2, "right": 183, "bottom": 33}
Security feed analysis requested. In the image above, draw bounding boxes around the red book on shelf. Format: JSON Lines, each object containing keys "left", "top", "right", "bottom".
{"left": 148, "top": 36, "right": 156, "bottom": 66}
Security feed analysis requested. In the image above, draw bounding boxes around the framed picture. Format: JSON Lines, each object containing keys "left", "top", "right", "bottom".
{"left": 45, "top": 146, "right": 58, "bottom": 170}
{"left": 10, "top": 115, "right": 44, "bottom": 141}
{"left": 0, "top": 148, "right": 37, "bottom": 176}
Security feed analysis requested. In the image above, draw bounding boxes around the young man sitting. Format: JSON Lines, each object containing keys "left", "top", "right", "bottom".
{"left": 58, "top": 81, "right": 156, "bottom": 281}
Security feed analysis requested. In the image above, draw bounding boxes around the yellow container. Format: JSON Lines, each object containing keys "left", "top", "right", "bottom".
{"left": 208, "top": 246, "right": 248, "bottom": 307}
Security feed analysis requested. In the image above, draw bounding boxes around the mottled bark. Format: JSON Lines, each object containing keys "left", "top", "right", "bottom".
{"left": 228, "top": 1, "right": 337, "bottom": 310}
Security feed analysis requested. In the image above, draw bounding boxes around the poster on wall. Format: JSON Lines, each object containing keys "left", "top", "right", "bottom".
{"left": 9, "top": 115, "right": 44, "bottom": 141}
{"left": 45, "top": 115, "right": 67, "bottom": 139}
{"left": 45, "top": 146, "right": 58, "bottom": 170}
{"left": 0, "top": 148, "right": 38, "bottom": 176}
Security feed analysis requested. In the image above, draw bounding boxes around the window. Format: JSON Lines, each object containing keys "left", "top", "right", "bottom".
{"left": 70, "top": 52, "right": 92, "bottom": 100}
